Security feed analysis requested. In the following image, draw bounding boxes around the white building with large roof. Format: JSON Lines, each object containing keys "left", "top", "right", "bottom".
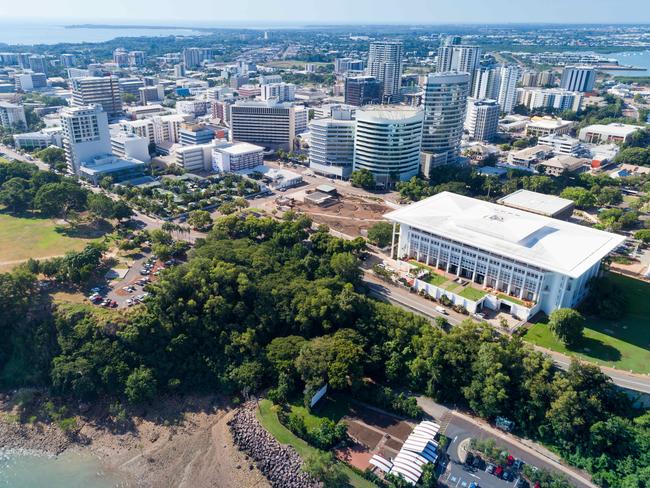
{"left": 385, "top": 192, "right": 624, "bottom": 319}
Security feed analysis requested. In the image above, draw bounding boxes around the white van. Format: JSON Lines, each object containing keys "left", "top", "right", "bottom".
{"left": 435, "top": 306, "right": 448, "bottom": 315}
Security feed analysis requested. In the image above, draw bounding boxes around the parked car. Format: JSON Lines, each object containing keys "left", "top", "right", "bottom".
{"left": 503, "top": 471, "right": 514, "bottom": 481}
{"left": 469, "top": 483, "right": 478, "bottom": 488}
{"left": 513, "top": 459, "right": 524, "bottom": 470}
{"left": 465, "top": 453, "right": 475, "bottom": 466}
{"left": 494, "top": 465, "right": 504, "bottom": 478}
{"left": 486, "top": 463, "right": 495, "bottom": 474}
{"left": 435, "top": 306, "right": 448, "bottom": 315}
{"left": 472, "top": 456, "right": 485, "bottom": 470}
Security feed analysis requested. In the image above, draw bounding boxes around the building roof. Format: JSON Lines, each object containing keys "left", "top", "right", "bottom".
{"left": 580, "top": 123, "right": 641, "bottom": 137}
{"left": 385, "top": 191, "right": 624, "bottom": 278}
{"left": 497, "top": 189, "right": 574, "bottom": 217}
{"left": 539, "top": 155, "right": 588, "bottom": 171}
{"left": 215, "top": 141, "right": 264, "bottom": 155}
{"left": 526, "top": 117, "right": 573, "bottom": 129}
{"left": 356, "top": 105, "right": 423, "bottom": 122}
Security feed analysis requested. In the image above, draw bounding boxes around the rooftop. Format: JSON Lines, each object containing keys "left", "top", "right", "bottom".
{"left": 580, "top": 123, "right": 641, "bottom": 137}
{"left": 214, "top": 141, "right": 264, "bottom": 155}
{"left": 385, "top": 192, "right": 624, "bottom": 278}
{"left": 497, "top": 189, "right": 575, "bottom": 217}
{"left": 527, "top": 117, "right": 573, "bottom": 129}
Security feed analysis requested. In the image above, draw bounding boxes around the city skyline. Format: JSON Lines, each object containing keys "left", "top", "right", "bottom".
{"left": 1, "top": 0, "right": 650, "bottom": 25}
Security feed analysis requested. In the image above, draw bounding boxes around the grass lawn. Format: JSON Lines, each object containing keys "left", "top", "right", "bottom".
{"left": 524, "top": 273, "right": 650, "bottom": 374}
{"left": 289, "top": 396, "right": 350, "bottom": 429}
{"left": 423, "top": 273, "right": 446, "bottom": 287}
{"left": 0, "top": 213, "right": 101, "bottom": 270}
{"left": 497, "top": 293, "right": 527, "bottom": 307}
{"left": 459, "top": 287, "right": 488, "bottom": 301}
{"left": 256, "top": 399, "right": 375, "bottom": 488}
{"left": 443, "top": 280, "right": 461, "bottom": 292}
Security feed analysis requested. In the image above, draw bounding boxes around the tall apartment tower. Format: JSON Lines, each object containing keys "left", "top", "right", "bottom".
{"left": 60, "top": 104, "right": 112, "bottom": 175}
{"left": 497, "top": 65, "right": 520, "bottom": 114}
{"left": 60, "top": 54, "right": 76, "bottom": 68}
{"left": 71, "top": 76, "right": 123, "bottom": 117}
{"left": 308, "top": 110, "right": 356, "bottom": 179}
{"left": 367, "top": 41, "right": 403, "bottom": 103}
{"left": 420, "top": 72, "right": 470, "bottom": 176}
{"left": 28, "top": 54, "right": 48, "bottom": 74}
{"left": 230, "top": 99, "right": 297, "bottom": 151}
{"left": 560, "top": 66, "right": 596, "bottom": 93}
{"left": 344, "top": 76, "right": 384, "bottom": 106}
{"left": 465, "top": 98, "right": 500, "bottom": 142}
{"left": 353, "top": 106, "right": 424, "bottom": 186}
{"left": 436, "top": 36, "right": 480, "bottom": 89}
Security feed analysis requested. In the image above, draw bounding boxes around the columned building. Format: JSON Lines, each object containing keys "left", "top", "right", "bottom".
{"left": 385, "top": 192, "right": 624, "bottom": 319}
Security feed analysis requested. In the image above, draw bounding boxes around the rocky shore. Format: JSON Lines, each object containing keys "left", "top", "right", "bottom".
{"left": 228, "top": 401, "right": 320, "bottom": 488}
{"left": 0, "top": 417, "right": 72, "bottom": 455}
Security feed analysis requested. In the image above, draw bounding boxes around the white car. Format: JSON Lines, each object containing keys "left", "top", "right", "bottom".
{"left": 435, "top": 306, "right": 448, "bottom": 315}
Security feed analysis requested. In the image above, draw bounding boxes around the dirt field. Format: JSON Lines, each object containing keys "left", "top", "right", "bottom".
{"left": 295, "top": 195, "right": 389, "bottom": 238}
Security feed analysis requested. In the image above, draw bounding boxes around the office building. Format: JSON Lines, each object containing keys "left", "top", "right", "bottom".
{"left": 465, "top": 99, "right": 499, "bottom": 142}
{"left": 230, "top": 99, "right": 297, "bottom": 150}
{"left": 517, "top": 87, "right": 582, "bottom": 112}
{"left": 560, "top": 66, "right": 596, "bottom": 93}
{"left": 0, "top": 53, "right": 19, "bottom": 65}
{"left": 179, "top": 123, "right": 216, "bottom": 146}
{"left": 60, "top": 104, "right": 112, "bottom": 175}
{"left": 385, "top": 191, "right": 624, "bottom": 319}
{"left": 175, "top": 144, "right": 214, "bottom": 172}
{"left": 60, "top": 54, "right": 76, "bottom": 68}
{"left": 212, "top": 141, "right": 264, "bottom": 172}
{"left": 121, "top": 114, "right": 185, "bottom": 145}
{"left": 260, "top": 82, "right": 296, "bottom": 102}
{"left": 28, "top": 54, "right": 47, "bottom": 74}
{"left": 15, "top": 72, "right": 47, "bottom": 91}
{"left": 344, "top": 76, "right": 383, "bottom": 106}
{"left": 71, "top": 76, "right": 123, "bottom": 117}
{"left": 312, "top": 104, "right": 356, "bottom": 120}
{"left": 334, "top": 58, "right": 365, "bottom": 73}
{"left": 353, "top": 106, "right": 423, "bottom": 185}
{"left": 17, "top": 53, "right": 31, "bottom": 70}
{"left": 118, "top": 78, "right": 144, "bottom": 97}
{"left": 367, "top": 41, "right": 403, "bottom": 102}
{"left": 538, "top": 134, "right": 583, "bottom": 156}
{"left": 139, "top": 85, "right": 164, "bottom": 104}
{"left": 0, "top": 102, "right": 27, "bottom": 128}
{"left": 79, "top": 154, "right": 148, "bottom": 185}
{"left": 578, "top": 123, "right": 641, "bottom": 145}
{"left": 525, "top": 117, "right": 574, "bottom": 137}
{"left": 309, "top": 111, "right": 356, "bottom": 179}
{"left": 436, "top": 36, "right": 480, "bottom": 88}
{"left": 538, "top": 155, "right": 588, "bottom": 176}
{"left": 229, "top": 74, "right": 249, "bottom": 89}
{"left": 111, "top": 132, "right": 151, "bottom": 162}
{"left": 520, "top": 70, "right": 555, "bottom": 87}
{"left": 13, "top": 127, "right": 63, "bottom": 150}
{"left": 258, "top": 74, "right": 282, "bottom": 85}
{"left": 174, "top": 63, "right": 186, "bottom": 78}
{"left": 496, "top": 65, "right": 520, "bottom": 114}
{"left": 420, "top": 72, "right": 470, "bottom": 175}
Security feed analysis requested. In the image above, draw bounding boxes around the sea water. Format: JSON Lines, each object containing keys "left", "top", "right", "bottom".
{"left": 0, "top": 448, "right": 126, "bottom": 488}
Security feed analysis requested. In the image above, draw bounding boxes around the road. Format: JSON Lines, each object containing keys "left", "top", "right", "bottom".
{"left": 420, "top": 396, "right": 597, "bottom": 488}
{"left": 363, "top": 270, "right": 650, "bottom": 395}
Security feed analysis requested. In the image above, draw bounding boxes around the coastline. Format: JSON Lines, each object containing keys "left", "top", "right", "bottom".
{"left": 0, "top": 393, "right": 270, "bottom": 488}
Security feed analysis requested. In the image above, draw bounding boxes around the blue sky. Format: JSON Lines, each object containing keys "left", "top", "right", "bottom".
{"left": 1, "top": 0, "right": 649, "bottom": 24}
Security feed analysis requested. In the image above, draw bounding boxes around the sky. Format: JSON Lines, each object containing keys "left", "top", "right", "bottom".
{"left": 1, "top": 0, "right": 649, "bottom": 25}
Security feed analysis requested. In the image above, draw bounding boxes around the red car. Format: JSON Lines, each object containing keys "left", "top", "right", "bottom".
{"left": 507, "top": 455, "right": 515, "bottom": 466}
{"left": 495, "top": 465, "right": 504, "bottom": 478}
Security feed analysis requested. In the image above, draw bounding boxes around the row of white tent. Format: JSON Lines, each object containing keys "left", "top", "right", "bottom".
{"left": 369, "top": 420, "right": 441, "bottom": 485}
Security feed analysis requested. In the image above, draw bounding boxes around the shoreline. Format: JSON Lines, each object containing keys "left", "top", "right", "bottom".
{"left": 0, "top": 393, "right": 270, "bottom": 488}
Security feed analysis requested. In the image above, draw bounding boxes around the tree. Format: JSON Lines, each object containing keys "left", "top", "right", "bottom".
{"left": 635, "top": 229, "right": 650, "bottom": 244}
{"left": 34, "top": 182, "right": 87, "bottom": 218}
{"left": 122, "top": 93, "right": 138, "bottom": 104}
{"left": 125, "top": 366, "right": 157, "bottom": 404}
{"left": 188, "top": 209, "right": 213, "bottom": 230}
{"left": 35, "top": 147, "right": 65, "bottom": 168}
{"left": 350, "top": 169, "right": 375, "bottom": 189}
{"left": 0, "top": 177, "right": 32, "bottom": 213}
{"left": 87, "top": 193, "right": 115, "bottom": 220}
{"left": 111, "top": 200, "right": 133, "bottom": 221}
{"left": 302, "top": 451, "right": 348, "bottom": 487}
{"left": 548, "top": 309, "right": 585, "bottom": 348}
{"left": 367, "top": 221, "right": 393, "bottom": 247}
{"left": 560, "top": 187, "right": 596, "bottom": 209}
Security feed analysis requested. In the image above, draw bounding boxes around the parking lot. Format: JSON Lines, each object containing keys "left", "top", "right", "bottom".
{"left": 443, "top": 456, "right": 523, "bottom": 488}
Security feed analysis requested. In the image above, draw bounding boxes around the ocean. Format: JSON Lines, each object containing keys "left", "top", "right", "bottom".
{"left": 0, "top": 23, "right": 205, "bottom": 45}
{"left": 0, "top": 449, "right": 126, "bottom": 488}
{"left": 603, "top": 50, "right": 650, "bottom": 78}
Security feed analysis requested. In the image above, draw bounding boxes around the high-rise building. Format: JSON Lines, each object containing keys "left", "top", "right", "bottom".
{"left": 111, "top": 132, "right": 151, "bottom": 162}
{"left": 182, "top": 48, "right": 212, "bottom": 68}
{"left": 517, "top": 87, "right": 583, "bottom": 112}
{"left": 520, "top": 70, "right": 556, "bottom": 87}
{"left": 17, "top": 53, "right": 31, "bottom": 70}
{"left": 560, "top": 66, "right": 596, "bottom": 93}
{"left": 465, "top": 98, "right": 500, "bottom": 142}
{"left": 334, "top": 58, "right": 365, "bottom": 73}
{"left": 471, "top": 67, "right": 500, "bottom": 100}
{"left": 118, "top": 78, "right": 145, "bottom": 97}
{"left": 174, "top": 63, "right": 186, "bottom": 78}
{"left": 230, "top": 99, "right": 297, "bottom": 150}
{"left": 139, "top": 85, "right": 164, "bottom": 104}
{"left": 0, "top": 102, "right": 27, "bottom": 129}
{"left": 28, "top": 54, "right": 47, "bottom": 74}
{"left": 367, "top": 41, "right": 403, "bottom": 102}
{"left": 112, "top": 49, "right": 129, "bottom": 67}
{"left": 436, "top": 37, "right": 480, "bottom": 88}
{"left": 60, "top": 104, "right": 112, "bottom": 175}
{"left": 496, "top": 65, "right": 520, "bottom": 114}
{"left": 344, "top": 76, "right": 383, "bottom": 106}
{"left": 15, "top": 73, "right": 47, "bottom": 92}
{"left": 129, "top": 51, "right": 145, "bottom": 67}
{"left": 179, "top": 123, "right": 216, "bottom": 146}
{"left": 353, "top": 105, "right": 424, "bottom": 185}
{"left": 260, "top": 82, "right": 296, "bottom": 102}
{"left": 60, "top": 54, "right": 76, "bottom": 68}
{"left": 309, "top": 110, "right": 356, "bottom": 179}
{"left": 71, "top": 76, "right": 123, "bottom": 117}
{"left": 420, "top": 72, "right": 470, "bottom": 175}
